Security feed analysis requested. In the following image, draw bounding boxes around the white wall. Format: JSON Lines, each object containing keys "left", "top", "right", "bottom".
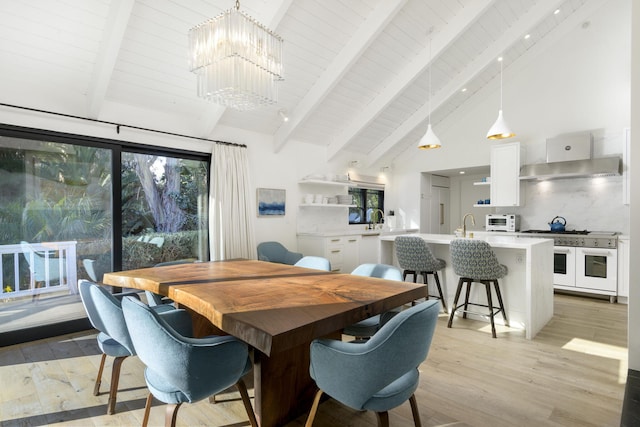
{"left": 386, "top": 0, "right": 631, "bottom": 234}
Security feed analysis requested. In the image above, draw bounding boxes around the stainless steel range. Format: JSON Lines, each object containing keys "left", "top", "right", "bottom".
{"left": 521, "top": 230, "right": 618, "bottom": 248}
{"left": 521, "top": 230, "right": 618, "bottom": 301}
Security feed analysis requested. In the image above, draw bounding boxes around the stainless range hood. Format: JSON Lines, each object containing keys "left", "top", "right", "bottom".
{"left": 519, "top": 156, "right": 621, "bottom": 181}
{"left": 519, "top": 131, "right": 622, "bottom": 181}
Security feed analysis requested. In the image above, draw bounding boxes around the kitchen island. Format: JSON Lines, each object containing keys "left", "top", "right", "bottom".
{"left": 379, "top": 234, "right": 554, "bottom": 339}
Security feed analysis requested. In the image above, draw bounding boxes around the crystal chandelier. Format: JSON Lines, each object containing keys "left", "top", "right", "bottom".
{"left": 188, "top": 1, "right": 284, "bottom": 111}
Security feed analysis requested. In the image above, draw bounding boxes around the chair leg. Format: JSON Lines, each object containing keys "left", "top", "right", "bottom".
{"left": 447, "top": 278, "right": 465, "bottom": 328}
{"left": 408, "top": 394, "right": 423, "bottom": 427}
{"left": 484, "top": 280, "right": 497, "bottom": 338}
{"left": 107, "top": 355, "right": 128, "bottom": 415}
{"left": 142, "top": 393, "right": 153, "bottom": 427}
{"left": 165, "top": 403, "right": 182, "bottom": 427}
{"left": 93, "top": 353, "right": 107, "bottom": 396}
{"left": 375, "top": 411, "right": 390, "bottom": 427}
{"left": 493, "top": 280, "right": 509, "bottom": 327}
{"left": 236, "top": 379, "right": 258, "bottom": 427}
{"left": 462, "top": 279, "right": 472, "bottom": 319}
{"left": 433, "top": 271, "right": 447, "bottom": 313}
{"left": 420, "top": 272, "right": 429, "bottom": 299}
{"left": 305, "top": 389, "right": 324, "bottom": 427}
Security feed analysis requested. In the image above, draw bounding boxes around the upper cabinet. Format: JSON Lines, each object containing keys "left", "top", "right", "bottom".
{"left": 490, "top": 142, "right": 523, "bottom": 207}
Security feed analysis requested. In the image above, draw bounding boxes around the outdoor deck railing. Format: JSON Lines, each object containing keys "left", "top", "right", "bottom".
{"left": 1, "top": 241, "right": 77, "bottom": 300}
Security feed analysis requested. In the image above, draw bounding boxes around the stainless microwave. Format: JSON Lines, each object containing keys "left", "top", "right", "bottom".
{"left": 486, "top": 214, "right": 520, "bottom": 232}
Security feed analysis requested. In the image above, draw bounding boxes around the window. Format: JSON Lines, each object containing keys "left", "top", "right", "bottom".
{"left": 0, "top": 124, "right": 209, "bottom": 345}
{"left": 348, "top": 187, "right": 384, "bottom": 224}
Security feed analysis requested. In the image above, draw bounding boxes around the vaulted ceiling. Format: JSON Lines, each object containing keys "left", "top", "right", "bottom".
{"left": 0, "top": 0, "right": 607, "bottom": 167}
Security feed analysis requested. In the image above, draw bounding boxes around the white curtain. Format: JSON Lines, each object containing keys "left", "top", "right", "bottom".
{"left": 209, "top": 143, "right": 256, "bottom": 260}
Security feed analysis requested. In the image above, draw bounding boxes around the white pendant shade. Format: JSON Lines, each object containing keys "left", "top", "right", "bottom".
{"left": 418, "top": 124, "right": 442, "bottom": 149}
{"left": 486, "top": 110, "right": 515, "bottom": 140}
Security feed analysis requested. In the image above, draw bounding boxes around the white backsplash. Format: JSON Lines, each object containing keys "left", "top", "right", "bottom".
{"left": 297, "top": 207, "right": 351, "bottom": 233}
{"left": 496, "top": 175, "right": 628, "bottom": 234}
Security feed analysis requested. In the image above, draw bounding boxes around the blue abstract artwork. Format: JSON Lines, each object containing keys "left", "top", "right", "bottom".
{"left": 257, "top": 188, "right": 285, "bottom": 216}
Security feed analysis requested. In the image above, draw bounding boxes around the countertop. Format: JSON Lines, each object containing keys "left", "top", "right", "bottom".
{"left": 379, "top": 233, "right": 552, "bottom": 249}
{"left": 297, "top": 228, "right": 418, "bottom": 238}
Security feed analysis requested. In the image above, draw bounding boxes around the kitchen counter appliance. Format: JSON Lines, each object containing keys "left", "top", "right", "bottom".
{"left": 521, "top": 230, "right": 618, "bottom": 301}
{"left": 486, "top": 214, "right": 520, "bottom": 232}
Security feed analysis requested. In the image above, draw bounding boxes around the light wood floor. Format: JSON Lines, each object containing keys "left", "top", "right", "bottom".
{"left": 0, "top": 293, "right": 627, "bottom": 427}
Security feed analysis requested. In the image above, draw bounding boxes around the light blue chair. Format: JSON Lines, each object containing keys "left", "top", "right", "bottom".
{"left": 306, "top": 300, "right": 440, "bottom": 427}
{"left": 294, "top": 256, "right": 332, "bottom": 271}
{"left": 78, "top": 280, "right": 191, "bottom": 415}
{"left": 342, "top": 264, "right": 404, "bottom": 340}
{"left": 395, "top": 235, "right": 447, "bottom": 312}
{"left": 121, "top": 297, "right": 258, "bottom": 427}
{"left": 144, "top": 259, "right": 197, "bottom": 307}
{"left": 257, "top": 241, "right": 303, "bottom": 265}
{"left": 448, "top": 239, "right": 509, "bottom": 338}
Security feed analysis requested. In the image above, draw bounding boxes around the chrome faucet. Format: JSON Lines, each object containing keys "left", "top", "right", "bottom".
{"left": 371, "top": 209, "right": 385, "bottom": 229}
{"left": 462, "top": 213, "right": 475, "bottom": 237}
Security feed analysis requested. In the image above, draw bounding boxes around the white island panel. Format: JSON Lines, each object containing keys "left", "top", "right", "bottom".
{"left": 379, "top": 234, "right": 553, "bottom": 339}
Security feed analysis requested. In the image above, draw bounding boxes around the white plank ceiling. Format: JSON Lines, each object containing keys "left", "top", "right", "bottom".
{"left": 0, "top": 0, "right": 606, "bottom": 166}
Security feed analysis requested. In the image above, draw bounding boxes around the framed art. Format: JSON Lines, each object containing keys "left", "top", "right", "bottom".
{"left": 257, "top": 188, "right": 286, "bottom": 216}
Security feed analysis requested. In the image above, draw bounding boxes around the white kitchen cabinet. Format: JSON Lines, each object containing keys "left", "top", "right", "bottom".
{"left": 359, "top": 234, "right": 380, "bottom": 264}
{"left": 490, "top": 142, "right": 523, "bottom": 207}
{"left": 298, "top": 235, "right": 360, "bottom": 273}
{"left": 618, "top": 236, "right": 629, "bottom": 302}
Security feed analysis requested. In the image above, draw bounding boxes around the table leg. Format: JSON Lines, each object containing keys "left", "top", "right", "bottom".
{"left": 253, "top": 331, "right": 341, "bottom": 427}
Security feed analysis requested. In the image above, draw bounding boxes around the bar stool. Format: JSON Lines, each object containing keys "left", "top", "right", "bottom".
{"left": 395, "top": 235, "right": 447, "bottom": 312}
{"left": 448, "top": 239, "right": 509, "bottom": 338}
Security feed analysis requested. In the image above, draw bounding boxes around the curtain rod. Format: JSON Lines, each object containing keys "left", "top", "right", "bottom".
{"left": 0, "top": 102, "right": 247, "bottom": 148}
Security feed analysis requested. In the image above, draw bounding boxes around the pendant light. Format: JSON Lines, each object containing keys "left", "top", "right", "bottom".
{"left": 418, "top": 32, "right": 442, "bottom": 150}
{"left": 487, "top": 56, "right": 515, "bottom": 139}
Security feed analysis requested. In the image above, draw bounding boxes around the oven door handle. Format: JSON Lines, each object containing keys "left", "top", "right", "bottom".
{"left": 554, "top": 248, "right": 572, "bottom": 254}
{"left": 581, "top": 249, "right": 613, "bottom": 256}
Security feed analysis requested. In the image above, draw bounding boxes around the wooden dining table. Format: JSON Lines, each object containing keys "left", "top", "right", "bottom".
{"left": 103, "top": 259, "right": 427, "bottom": 427}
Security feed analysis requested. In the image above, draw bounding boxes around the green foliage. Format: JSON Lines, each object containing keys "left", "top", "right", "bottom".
{"left": 121, "top": 231, "right": 200, "bottom": 270}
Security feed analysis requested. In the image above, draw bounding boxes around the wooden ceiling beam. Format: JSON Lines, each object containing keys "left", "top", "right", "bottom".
{"left": 327, "top": 0, "right": 495, "bottom": 162}
{"left": 86, "top": 0, "right": 135, "bottom": 119}
{"left": 273, "top": 0, "right": 407, "bottom": 153}
{"left": 365, "top": 0, "right": 568, "bottom": 166}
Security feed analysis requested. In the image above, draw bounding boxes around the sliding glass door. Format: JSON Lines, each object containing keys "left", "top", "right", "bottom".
{"left": 0, "top": 127, "right": 209, "bottom": 345}
{"left": 0, "top": 136, "right": 112, "bottom": 340}
{"left": 120, "top": 152, "right": 208, "bottom": 271}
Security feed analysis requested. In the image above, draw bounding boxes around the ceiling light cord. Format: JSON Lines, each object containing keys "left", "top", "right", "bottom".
{"left": 418, "top": 30, "right": 442, "bottom": 150}
{"left": 499, "top": 57, "right": 504, "bottom": 111}
{"left": 428, "top": 38, "right": 432, "bottom": 125}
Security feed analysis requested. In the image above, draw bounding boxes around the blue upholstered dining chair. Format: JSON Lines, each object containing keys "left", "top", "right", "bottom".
{"left": 78, "top": 280, "right": 192, "bottom": 415}
{"left": 121, "top": 297, "right": 258, "bottom": 427}
{"left": 342, "top": 264, "right": 404, "bottom": 340}
{"left": 448, "top": 239, "right": 509, "bottom": 338}
{"left": 395, "top": 235, "right": 448, "bottom": 312}
{"left": 306, "top": 300, "right": 440, "bottom": 427}
{"left": 257, "top": 241, "right": 303, "bottom": 264}
{"left": 294, "top": 256, "right": 332, "bottom": 271}
{"left": 144, "top": 259, "right": 197, "bottom": 307}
